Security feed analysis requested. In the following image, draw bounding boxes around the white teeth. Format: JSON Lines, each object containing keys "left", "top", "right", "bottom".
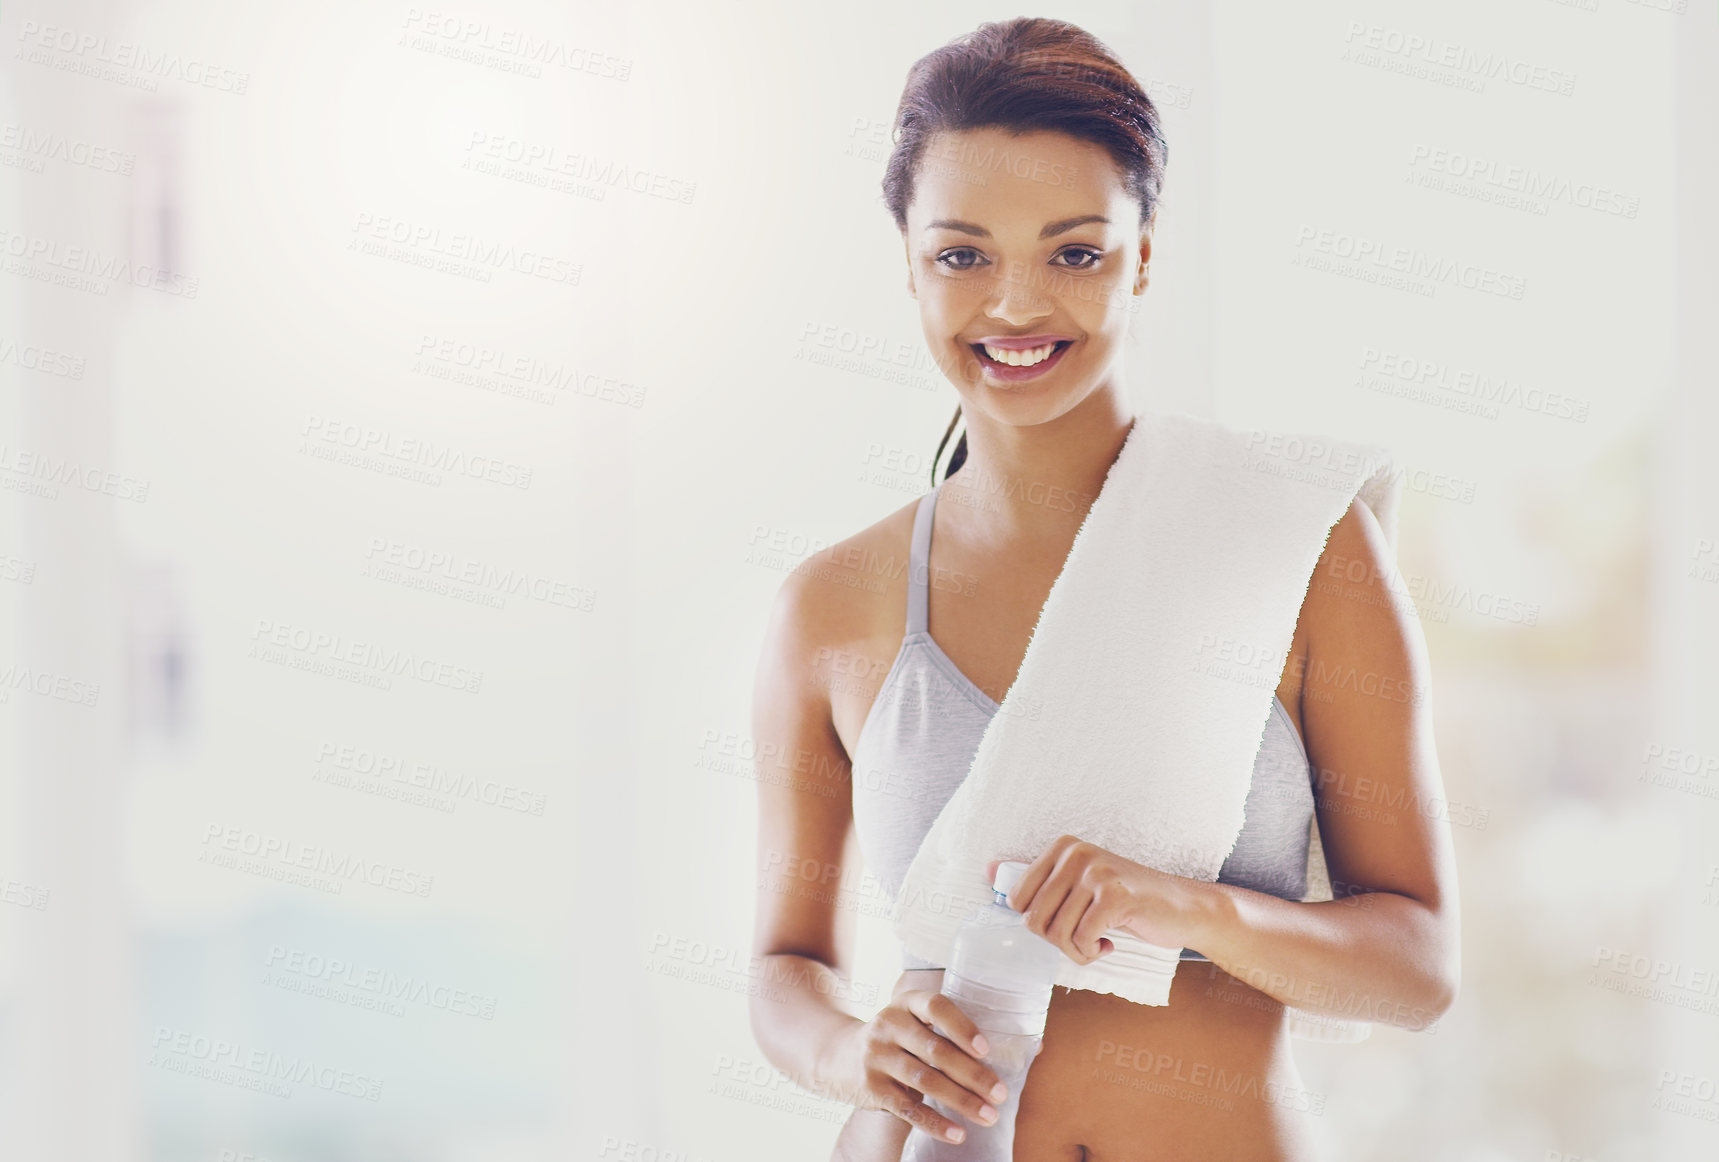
{"left": 981, "top": 341, "right": 1060, "bottom": 367}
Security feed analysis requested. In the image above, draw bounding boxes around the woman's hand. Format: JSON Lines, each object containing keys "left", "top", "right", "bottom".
{"left": 828, "top": 973, "right": 1010, "bottom": 1146}
{"left": 987, "top": 835, "right": 1217, "bottom": 964}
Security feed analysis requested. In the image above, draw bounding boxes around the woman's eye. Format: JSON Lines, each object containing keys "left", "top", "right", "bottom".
{"left": 935, "top": 247, "right": 987, "bottom": 270}
{"left": 933, "top": 246, "right": 1100, "bottom": 271}
{"left": 1054, "top": 247, "right": 1103, "bottom": 269}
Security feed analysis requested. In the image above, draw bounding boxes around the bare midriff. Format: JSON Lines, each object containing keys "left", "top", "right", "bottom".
{"left": 839, "top": 962, "right": 1325, "bottom": 1162}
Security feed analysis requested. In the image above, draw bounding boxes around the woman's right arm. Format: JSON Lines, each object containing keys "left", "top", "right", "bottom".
{"left": 747, "top": 566, "right": 1006, "bottom": 1146}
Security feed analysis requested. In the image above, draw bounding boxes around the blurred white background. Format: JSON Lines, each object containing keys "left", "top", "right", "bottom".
{"left": 0, "top": 0, "right": 1714, "bottom": 1159}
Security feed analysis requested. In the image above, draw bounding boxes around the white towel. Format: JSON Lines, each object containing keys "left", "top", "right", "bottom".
{"left": 890, "top": 408, "right": 1402, "bottom": 1042}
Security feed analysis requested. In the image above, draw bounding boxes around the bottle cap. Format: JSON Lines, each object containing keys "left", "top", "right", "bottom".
{"left": 992, "top": 860, "right": 1030, "bottom": 902}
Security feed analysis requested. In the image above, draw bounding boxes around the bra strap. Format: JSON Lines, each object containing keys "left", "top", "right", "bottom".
{"left": 906, "top": 487, "right": 940, "bottom": 635}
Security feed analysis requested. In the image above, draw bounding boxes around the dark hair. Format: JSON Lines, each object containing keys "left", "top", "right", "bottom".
{"left": 881, "top": 17, "right": 1169, "bottom": 486}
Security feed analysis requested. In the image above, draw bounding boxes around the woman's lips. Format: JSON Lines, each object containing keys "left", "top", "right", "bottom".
{"left": 969, "top": 337, "right": 1074, "bottom": 383}
{"left": 972, "top": 333, "right": 1075, "bottom": 350}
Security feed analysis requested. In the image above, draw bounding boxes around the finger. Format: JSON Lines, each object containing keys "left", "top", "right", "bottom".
{"left": 1010, "top": 840, "right": 1067, "bottom": 912}
{"left": 878, "top": 1075, "right": 968, "bottom": 1145}
{"left": 1006, "top": 859, "right": 1038, "bottom": 914}
{"left": 900, "top": 996, "right": 1003, "bottom": 1113}
{"left": 1070, "top": 887, "right": 1120, "bottom": 961}
{"left": 1023, "top": 862, "right": 1078, "bottom": 940}
{"left": 1047, "top": 882, "right": 1099, "bottom": 962}
{"left": 903, "top": 989, "right": 987, "bottom": 1060}
{"left": 877, "top": 1041, "right": 996, "bottom": 1138}
{"left": 902, "top": 994, "right": 1008, "bottom": 1107}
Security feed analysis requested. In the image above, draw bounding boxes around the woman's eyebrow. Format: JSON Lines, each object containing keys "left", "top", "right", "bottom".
{"left": 925, "top": 214, "right": 1111, "bottom": 239}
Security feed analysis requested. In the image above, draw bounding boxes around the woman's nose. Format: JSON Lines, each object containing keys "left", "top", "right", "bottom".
{"left": 982, "top": 258, "right": 1053, "bottom": 325}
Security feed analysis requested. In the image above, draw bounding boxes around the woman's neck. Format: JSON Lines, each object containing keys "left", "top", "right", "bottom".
{"left": 941, "top": 393, "right": 1136, "bottom": 536}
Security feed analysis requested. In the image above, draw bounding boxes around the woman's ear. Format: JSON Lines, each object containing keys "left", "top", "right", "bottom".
{"left": 902, "top": 231, "right": 917, "bottom": 299}
{"left": 1133, "top": 214, "right": 1156, "bottom": 295}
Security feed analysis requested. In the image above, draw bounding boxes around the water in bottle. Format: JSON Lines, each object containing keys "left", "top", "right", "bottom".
{"left": 901, "top": 860, "right": 1064, "bottom": 1161}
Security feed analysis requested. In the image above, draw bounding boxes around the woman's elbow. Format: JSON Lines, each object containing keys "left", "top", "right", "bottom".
{"left": 1417, "top": 910, "right": 1462, "bottom": 1027}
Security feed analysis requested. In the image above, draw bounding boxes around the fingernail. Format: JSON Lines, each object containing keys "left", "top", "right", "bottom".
{"left": 991, "top": 1082, "right": 1008, "bottom": 1102}
{"left": 979, "top": 1104, "right": 998, "bottom": 1124}
{"left": 945, "top": 1125, "right": 964, "bottom": 1143}
{"left": 973, "top": 1034, "right": 990, "bottom": 1056}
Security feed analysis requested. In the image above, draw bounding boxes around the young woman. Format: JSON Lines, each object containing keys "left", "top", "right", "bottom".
{"left": 749, "top": 18, "right": 1460, "bottom": 1162}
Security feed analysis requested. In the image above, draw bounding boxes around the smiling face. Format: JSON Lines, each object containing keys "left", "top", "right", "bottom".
{"left": 902, "top": 126, "right": 1153, "bottom": 427}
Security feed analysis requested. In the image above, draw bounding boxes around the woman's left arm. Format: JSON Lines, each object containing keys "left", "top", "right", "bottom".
{"left": 996, "top": 497, "right": 1462, "bottom": 1033}
{"left": 1185, "top": 495, "right": 1462, "bottom": 1030}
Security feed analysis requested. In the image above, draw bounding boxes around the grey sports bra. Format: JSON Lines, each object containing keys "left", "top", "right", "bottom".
{"left": 849, "top": 483, "right": 1318, "bottom": 967}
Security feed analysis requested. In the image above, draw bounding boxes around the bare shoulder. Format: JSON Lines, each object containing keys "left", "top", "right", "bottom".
{"left": 781, "top": 496, "right": 920, "bottom": 631}
{"left": 1300, "top": 495, "right": 1425, "bottom": 683}
{"left": 759, "top": 494, "right": 924, "bottom": 758}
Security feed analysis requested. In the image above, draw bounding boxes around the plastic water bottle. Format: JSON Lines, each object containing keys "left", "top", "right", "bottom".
{"left": 901, "top": 860, "right": 1064, "bottom": 1160}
